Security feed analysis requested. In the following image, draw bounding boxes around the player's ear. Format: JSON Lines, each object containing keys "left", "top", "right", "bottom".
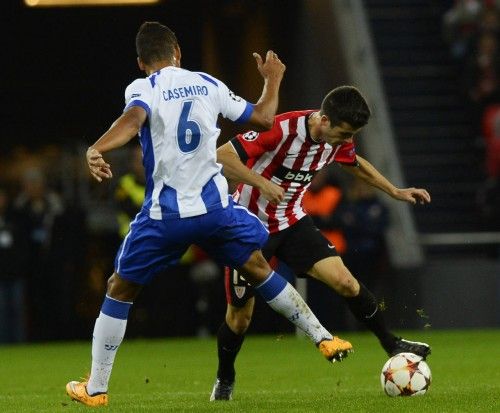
{"left": 320, "top": 114, "right": 332, "bottom": 128}
{"left": 137, "top": 57, "right": 146, "bottom": 72}
{"left": 174, "top": 45, "right": 181, "bottom": 67}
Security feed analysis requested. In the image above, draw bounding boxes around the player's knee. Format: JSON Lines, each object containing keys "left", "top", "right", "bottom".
{"left": 338, "top": 274, "right": 359, "bottom": 297}
{"left": 239, "top": 250, "right": 271, "bottom": 284}
{"left": 316, "top": 260, "right": 360, "bottom": 297}
{"left": 337, "top": 277, "right": 359, "bottom": 297}
{"left": 333, "top": 267, "right": 360, "bottom": 298}
{"left": 226, "top": 310, "right": 252, "bottom": 335}
{"left": 106, "top": 274, "right": 116, "bottom": 292}
{"left": 106, "top": 272, "right": 142, "bottom": 302}
{"left": 228, "top": 315, "right": 251, "bottom": 335}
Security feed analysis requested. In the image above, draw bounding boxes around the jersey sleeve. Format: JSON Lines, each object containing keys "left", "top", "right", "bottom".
{"left": 334, "top": 141, "right": 358, "bottom": 166}
{"left": 211, "top": 75, "right": 254, "bottom": 124}
{"left": 124, "top": 78, "right": 153, "bottom": 117}
{"left": 230, "top": 122, "right": 282, "bottom": 162}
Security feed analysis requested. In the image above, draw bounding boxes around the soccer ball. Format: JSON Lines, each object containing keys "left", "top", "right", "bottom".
{"left": 380, "top": 352, "right": 431, "bottom": 397}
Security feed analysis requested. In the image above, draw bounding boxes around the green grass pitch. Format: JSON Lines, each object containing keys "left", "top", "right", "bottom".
{"left": 0, "top": 329, "right": 498, "bottom": 412}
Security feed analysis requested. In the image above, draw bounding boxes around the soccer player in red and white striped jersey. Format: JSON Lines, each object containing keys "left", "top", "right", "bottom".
{"left": 231, "top": 108, "right": 358, "bottom": 232}
{"left": 210, "top": 86, "right": 432, "bottom": 401}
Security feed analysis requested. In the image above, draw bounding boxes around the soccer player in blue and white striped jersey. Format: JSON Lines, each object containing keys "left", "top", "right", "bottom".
{"left": 66, "top": 21, "right": 351, "bottom": 407}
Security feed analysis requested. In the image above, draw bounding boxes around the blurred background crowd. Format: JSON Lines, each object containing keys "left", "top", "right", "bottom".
{"left": 1, "top": 0, "right": 499, "bottom": 344}
{"left": 444, "top": 0, "right": 500, "bottom": 216}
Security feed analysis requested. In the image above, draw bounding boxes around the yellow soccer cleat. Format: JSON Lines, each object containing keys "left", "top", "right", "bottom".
{"left": 66, "top": 380, "right": 108, "bottom": 407}
{"left": 318, "top": 336, "right": 353, "bottom": 363}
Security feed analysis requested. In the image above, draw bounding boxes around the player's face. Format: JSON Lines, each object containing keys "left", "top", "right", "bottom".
{"left": 320, "top": 120, "right": 361, "bottom": 146}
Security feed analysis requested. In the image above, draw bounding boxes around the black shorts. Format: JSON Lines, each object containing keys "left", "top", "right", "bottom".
{"left": 225, "top": 215, "right": 338, "bottom": 307}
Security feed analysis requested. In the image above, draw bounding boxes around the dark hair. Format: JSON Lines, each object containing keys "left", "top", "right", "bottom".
{"left": 320, "top": 86, "right": 371, "bottom": 129}
{"left": 136, "top": 22, "right": 178, "bottom": 65}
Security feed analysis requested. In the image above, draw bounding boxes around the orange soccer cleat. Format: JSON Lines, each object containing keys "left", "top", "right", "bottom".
{"left": 318, "top": 336, "right": 353, "bottom": 362}
{"left": 66, "top": 380, "right": 108, "bottom": 407}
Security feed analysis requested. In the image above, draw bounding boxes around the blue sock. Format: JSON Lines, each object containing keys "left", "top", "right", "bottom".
{"left": 255, "top": 271, "right": 287, "bottom": 301}
{"left": 100, "top": 295, "right": 132, "bottom": 320}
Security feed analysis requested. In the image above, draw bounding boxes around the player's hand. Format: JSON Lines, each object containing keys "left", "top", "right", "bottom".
{"left": 86, "top": 147, "right": 113, "bottom": 182}
{"left": 394, "top": 188, "right": 431, "bottom": 205}
{"left": 259, "top": 179, "right": 285, "bottom": 205}
{"left": 253, "top": 50, "right": 286, "bottom": 83}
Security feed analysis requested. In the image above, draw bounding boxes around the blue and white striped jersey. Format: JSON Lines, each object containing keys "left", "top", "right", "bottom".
{"left": 124, "top": 66, "right": 253, "bottom": 219}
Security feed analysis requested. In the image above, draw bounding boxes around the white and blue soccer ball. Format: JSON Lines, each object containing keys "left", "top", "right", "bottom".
{"left": 380, "top": 352, "right": 432, "bottom": 397}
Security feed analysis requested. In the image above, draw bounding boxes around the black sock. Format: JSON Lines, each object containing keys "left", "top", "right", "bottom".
{"left": 216, "top": 321, "right": 245, "bottom": 382}
{"left": 344, "top": 282, "right": 396, "bottom": 351}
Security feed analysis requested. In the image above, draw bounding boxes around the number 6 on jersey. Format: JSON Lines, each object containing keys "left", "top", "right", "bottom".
{"left": 177, "top": 100, "right": 201, "bottom": 153}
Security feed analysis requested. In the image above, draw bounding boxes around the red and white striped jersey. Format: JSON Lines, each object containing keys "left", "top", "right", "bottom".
{"left": 229, "top": 110, "right": 358, "bottom": 233}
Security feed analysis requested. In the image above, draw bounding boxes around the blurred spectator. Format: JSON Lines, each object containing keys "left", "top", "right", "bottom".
{"left": 443, "top": 0, "right": 483, "bottom": 61}
{"left": 303, "top": 167, "right": 347, "bottom": 255}
{"left": 481, "top": 104, "right": 500, "bottom": 177}
{"left": 463, "top": 30, "right": 500, "bottom": 112}
{"left": 14, "top": 167, "right": 65, "bottom": 341}
{"left": 477, "top": 5, "right": 500, "bottom": 36}
{"left": 0, "top": 187, "right": 29, "bottom": 343}
{"left": 114, "top": 145, "right": 145, "bottom": 239}
{"left": 446, "top": 2, "right": 500, "bottom": 221}
{"left": 337, "top": 178, "right": 389, "bottom": 294}
{"left": 477, "top": 104, "right": 500, "bottom": 229}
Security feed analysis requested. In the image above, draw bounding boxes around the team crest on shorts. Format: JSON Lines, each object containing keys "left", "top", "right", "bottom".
{"left": 242, "top": 131, "right": 259, "bottom": 141}
{"left": 234, "top": 286, "right": 246, "bottom": 299}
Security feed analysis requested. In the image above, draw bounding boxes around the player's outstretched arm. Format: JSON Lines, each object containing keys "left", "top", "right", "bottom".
{"left": 248, "top": 50, "right": 286, "bottom": 130}
{"left": 87, "top": 106, "right": 147, "bottom": 183}
{"left": 342, "top": 155, "right": 431, "bottom": 205}
{"left": 217, "top": 142, "right": 284, "bottom": 204}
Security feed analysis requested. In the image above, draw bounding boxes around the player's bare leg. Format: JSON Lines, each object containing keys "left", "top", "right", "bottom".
{"left": 211, "top": 253, "right": 353, "bottom": 401}
{"left": 308, "top": 256, "right": 430, "bottom": 359}
{"left": 239, "top": 251, "right": 352, "bottom": 360}
{"left": 225, "top": 300, "right": 254, "bottom": 335}
{"left": 240, "top": 251, "right": 329, "bottom": 343}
